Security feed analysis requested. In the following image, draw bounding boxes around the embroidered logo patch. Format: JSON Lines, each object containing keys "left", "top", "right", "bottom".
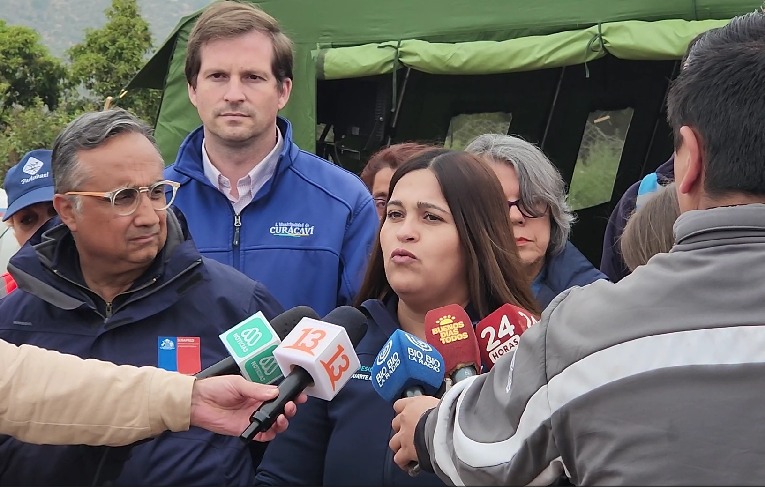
{"left": 157, "top": 336, "right": 201, "bottom": 374}
{"left": 269, "top": 221, "right": 315, "bottom": 238}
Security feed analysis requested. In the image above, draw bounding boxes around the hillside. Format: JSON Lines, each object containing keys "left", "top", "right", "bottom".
{"left": 0, "top": 0, "right": 211, "bottom": 58}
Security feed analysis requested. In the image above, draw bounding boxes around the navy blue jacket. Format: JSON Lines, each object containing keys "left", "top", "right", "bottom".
{"left": 535, "top": 241, "right": 608, "bottom": 309}
{"left": 600, "top": 156, "right": 675, "bottom": 282}
{"left": 164, "top": 117, "right": 379, "bottom": 317}
{"left": 0, "top": 213, "right": 283, "bottom": 486}
{"left": 254, "top": 296, "right": 450, "bottom": 486}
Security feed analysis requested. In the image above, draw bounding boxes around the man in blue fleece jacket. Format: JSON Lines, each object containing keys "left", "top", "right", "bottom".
{"left": 165, "top": 1, "right": 378, "bottom": 317}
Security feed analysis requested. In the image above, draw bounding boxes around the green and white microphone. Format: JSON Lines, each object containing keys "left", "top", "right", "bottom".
{"left": 195, "top": 306, "right": 319, "bottom": 383}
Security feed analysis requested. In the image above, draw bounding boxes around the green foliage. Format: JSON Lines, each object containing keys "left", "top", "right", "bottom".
{"left": 0, "top": 0, "right": 164, "bottom": 182}
{"left": 0, "top": 19, "right": 66, "bottom": 118}
{"left": 567, "top": 137, "right": 624, "bottom": 211}
{"left": 0, "top": 99, "right": 82, "bottom": 181}
{"left": 67, "top": 0, "right": 160, "bottom": 123}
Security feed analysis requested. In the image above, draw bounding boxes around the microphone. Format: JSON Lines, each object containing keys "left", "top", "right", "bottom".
{"left": 195, "top": 306, "right": 319, "bottom": 382}
{"left": 475, "top": 304, "right": 537, "bottom": 370}
{"left": 424, "top": 304, "right": 481, "bottom": 384}
{"left": 370, "top": 329, "right": 445, "bottom": 403}
{"left": 240, "top": 306, "right": 368, "bottom": 441}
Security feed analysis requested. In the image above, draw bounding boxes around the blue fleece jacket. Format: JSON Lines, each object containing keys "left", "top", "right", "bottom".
{"left": 600, "top": 156, "right": 675, "bottom": 282}
{"left": 534, "top": 241, "right": 608, "bottom": 309}
{"left": 255, "top": 296, "right": 462, "bottom": 486}
{"left": 0, "top": 213, "right": 283, "bottom": 486}
{"left": 164, "top": 117, "right": 379, "bottom": 317}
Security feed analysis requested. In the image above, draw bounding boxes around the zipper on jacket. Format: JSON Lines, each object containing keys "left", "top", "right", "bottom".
{"left": 233, "top": 214, "right": 241, "bottom": 246}
{"left": 105, "top": 301, "right": 112, "bottom": 318}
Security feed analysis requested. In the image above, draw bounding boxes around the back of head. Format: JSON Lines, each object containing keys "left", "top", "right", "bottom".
{"left": 2, "top": 149, "right": 54, "bottom": 223}
{"left": 620, "top": 183, "right": 681, "bottom": 271}
{"left": 360, "top": 142, "right": 435, "bottom": 191}
{"left": 666, "top": 12, "right": 765, "bottom": 199}
{"left": 356, "top": 148, "right": 539, "bottom": 317}
{"left": 185, "top": 0, "right": 293, "bottom": 90}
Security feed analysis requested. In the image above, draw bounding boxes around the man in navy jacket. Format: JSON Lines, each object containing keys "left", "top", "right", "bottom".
{"left": 0, "top": 109, "right": 284, "bottom": 486}
{"left": 165, "top": 1, "right": 378, "bottom": 317}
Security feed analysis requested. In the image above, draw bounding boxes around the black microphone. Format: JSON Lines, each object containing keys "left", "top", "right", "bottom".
{"left": 240, "top": 306, "right": 368, "bottom": 441}
{"left": 195, "top": 306, "right": 318, "bottom": 380}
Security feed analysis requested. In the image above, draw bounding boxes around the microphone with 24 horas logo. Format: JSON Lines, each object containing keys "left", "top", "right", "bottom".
{"left": 475, "top": 303, "right": 537, "bottom": 370}
{"left": 239, "top": 306, "right": 368, "bottom": 442}
{"left": 195, "top": 306, "right": 319, "bottom": 383}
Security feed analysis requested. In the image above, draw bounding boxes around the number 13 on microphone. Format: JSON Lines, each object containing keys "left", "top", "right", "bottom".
{"left": 276, "top": 319, "right": 360, "bottom": 400}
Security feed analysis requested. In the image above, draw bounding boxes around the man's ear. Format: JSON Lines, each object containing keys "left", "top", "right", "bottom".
{"left": 187, "top": 83, "right": 198, "bottom": 108}
{"left": 277, "top": 77, "right": 292, "bottom": 110}
{"left": 676, "top": 126, "right": 703, "bottom": 197}
{"left": 53, "top": 194, "right": 77, "bottom": 232}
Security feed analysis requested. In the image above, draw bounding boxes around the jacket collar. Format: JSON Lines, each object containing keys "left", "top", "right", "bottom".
{"left": 7, "top": 211, "right": 201, "bottom": 317}
{"left": 174, "top": 116, "right": 299, "bottom": 194}
{"left": 675, "top": 203, "right": 765, "bottom": 246}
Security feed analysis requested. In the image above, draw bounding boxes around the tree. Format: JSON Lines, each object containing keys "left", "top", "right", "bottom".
{"left": 67, "top": 0, "right": 160, "bottom": 123}
{"left": 0, "top": 20, "right": 66, "bottom": 121}
{"left": 0, "top": 100, "right": 81, "bottom": 181}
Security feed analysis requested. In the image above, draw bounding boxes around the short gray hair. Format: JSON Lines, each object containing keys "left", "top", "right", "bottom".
{"left": 52, "top": 108, "right": 157, "bottom": 194}
{"left": 465, "top": 134, "right": 574, "bottom": 256}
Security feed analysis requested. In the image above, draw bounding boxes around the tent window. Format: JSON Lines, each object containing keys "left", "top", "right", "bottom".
{"left": 568, "top": 108, "right": 634, "bottom": 210}
{"left": 443, "top": 112, "right": 513, "bottom": 150}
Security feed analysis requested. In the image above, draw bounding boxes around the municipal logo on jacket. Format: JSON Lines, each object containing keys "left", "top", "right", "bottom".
{"left": 157, "top": 336, "right": 201, "bottom": 374}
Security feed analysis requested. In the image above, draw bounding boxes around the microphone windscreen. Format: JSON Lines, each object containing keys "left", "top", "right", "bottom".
{"left": 323, "top": 306, "right": 368, "bottom": 346}
{"left": 475, "top": 303, "right": 536, "bottom": 369}
{"left": 271, "top": 306, "right": 320, "bottom": 339}
{"left": 425, "top": 304, "right": 481, "bottom": 377}
{"left": 370, "top": 329, "right": 444, "bottom": 403}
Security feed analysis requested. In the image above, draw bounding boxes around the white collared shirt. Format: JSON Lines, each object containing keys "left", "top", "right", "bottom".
{"left": 201, "top": 128, "right": 283, "bottom": 214}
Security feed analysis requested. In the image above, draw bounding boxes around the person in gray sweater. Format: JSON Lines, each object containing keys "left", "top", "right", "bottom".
{"left": 390, "top": 11, "right": 765, "bottom": 485}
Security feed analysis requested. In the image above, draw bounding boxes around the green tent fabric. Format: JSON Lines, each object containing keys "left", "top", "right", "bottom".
{"left": 126, "top": 0, "right": 761, "bottom": 163}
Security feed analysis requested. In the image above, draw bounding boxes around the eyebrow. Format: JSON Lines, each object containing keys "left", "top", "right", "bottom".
{"left": 201, "top": 67, "right": 270, "bottom": 77}
{"left": 387, "top": 199, "right": 449, "bottom": 214}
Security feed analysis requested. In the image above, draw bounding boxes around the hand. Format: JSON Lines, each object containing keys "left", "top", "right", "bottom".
{"left": 189, "top": 375, "right": 307, "bottom": 441}
{"left": 390, "top": 395, "right": 440, "bottom": 471}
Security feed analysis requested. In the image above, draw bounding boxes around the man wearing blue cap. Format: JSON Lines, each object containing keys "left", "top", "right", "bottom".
{"left": 1, "top": 149, "right": 56, "bottom": 297}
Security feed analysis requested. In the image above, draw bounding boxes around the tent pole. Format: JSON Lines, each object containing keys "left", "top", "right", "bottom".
{"left": 541, "top": 66, "right": 566, "bottom": 148}
{"left": 386, "top": 67, "right": 412, "bottom": 146}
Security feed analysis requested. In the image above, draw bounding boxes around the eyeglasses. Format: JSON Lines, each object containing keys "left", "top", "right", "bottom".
{"left": 508, "top": 199, "right": 548, "bottom": 219}
{"left": 66, "top": 180, "right": 181, "bottom": 216}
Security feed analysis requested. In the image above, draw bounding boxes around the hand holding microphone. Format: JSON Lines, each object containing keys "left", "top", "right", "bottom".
{"left": 371, "top": 329, "right": 444, "bottom": 477}
{"left": 240, "top": 306, "right": 368, "bottom": 442}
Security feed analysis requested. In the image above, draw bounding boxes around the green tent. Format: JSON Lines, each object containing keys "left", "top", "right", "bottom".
{"left": 127, "top": 0, "right": 761, "bottom": 265}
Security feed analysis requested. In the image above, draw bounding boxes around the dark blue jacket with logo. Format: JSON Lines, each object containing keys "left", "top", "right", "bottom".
{"left": 0, "top": 212, "right": 283, "bottom": 486}
{"left": 164, "top": 117, "right": 379, "bottom": 317}
{"left": 255, "top": 296, "right": 457, "bottom": 486}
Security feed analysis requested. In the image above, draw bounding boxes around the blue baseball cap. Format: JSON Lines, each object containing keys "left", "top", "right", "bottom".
{"left": 2, "top": 149, "right": 54, "bottom": 222}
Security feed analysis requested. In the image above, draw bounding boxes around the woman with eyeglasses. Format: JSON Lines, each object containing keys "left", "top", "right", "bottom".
{"left": 466, "top": 134, "right": 607, "bottom": 309}
{"left": 255, "top": 148, "right": 539, "bottom": 486}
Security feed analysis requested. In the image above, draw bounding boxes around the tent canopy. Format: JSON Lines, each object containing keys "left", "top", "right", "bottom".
{"left": 128, "top": 0, "right": 760, "bottom": 162}
{"left": 126, "top": 0, "right": 761, "bottom": 266}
